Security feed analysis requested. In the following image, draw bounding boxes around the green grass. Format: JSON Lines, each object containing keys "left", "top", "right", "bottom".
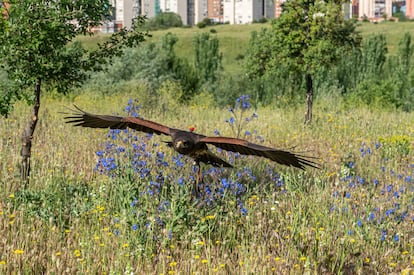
{"left": 76, "top": 21, "right": 414, "bottom": 73}
{"left": 1, "top": 94, "right": 413, "bottom": 273}
{"left": 2, "top": 19, "right": 414, "bottom": 275}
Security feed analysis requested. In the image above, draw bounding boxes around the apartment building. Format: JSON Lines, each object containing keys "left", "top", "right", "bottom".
{"left": 358, "top": 0, "right": 392, "bottom": 19}
{"left": 405, "top": 0, "right": 414, "bottom": 18}
{"left": 274, "top": 0, "right": 285, "bottom": 18}
{"left": 93, "top": 0, "right": 414, "bottom": 32}
{"left": 195, "top": 0, "right": 209, "bottom": 24}
{"left": 93, "top": 0, "right": 140, "bottom": 32}
{"left": 137, "top": 0, "right": 206, "bottom": 25}
{"left": 223, "top": 0, "right": 275, "bottom": 24}
{"left": 208, "top": 0, "right": 224, "bottom": 22}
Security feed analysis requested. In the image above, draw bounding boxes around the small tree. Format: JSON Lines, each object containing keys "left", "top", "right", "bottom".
{"left": 145, "top": 12, "right": 183, "bottom": 30}
{"left": 0, "top": 0, "right": 149, "bottom": 183}
{"left": 246, "top": 0, "right": 360, "bottom": 123}
{"left": 193, "top": 32, "right": 222, "bottom": 85}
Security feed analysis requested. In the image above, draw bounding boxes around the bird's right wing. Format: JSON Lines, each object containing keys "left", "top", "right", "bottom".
{"left": 63, "top": 105, "right": 171, "bottom": 136}
{"left": 200, "top": 136, "right": 319, "bottom": 170}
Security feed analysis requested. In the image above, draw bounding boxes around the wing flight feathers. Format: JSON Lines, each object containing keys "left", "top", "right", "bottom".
{"left": 200, "top": 136, "right": 319, "bottom": 170}
{"left": 64, "top": 105, "right": 171, "bottom": 136}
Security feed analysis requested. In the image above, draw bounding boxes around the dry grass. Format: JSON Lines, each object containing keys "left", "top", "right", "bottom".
{"left": 1, "top": 93, "right": 413, "bottom": 273}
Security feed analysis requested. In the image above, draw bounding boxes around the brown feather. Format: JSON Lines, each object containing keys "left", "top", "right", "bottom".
{"left": 64, "top": 106, "right": 319, "bottom": 170}
{"left": 64, "top": 105, "right": 171, "bottom": 136}
{"left": 199, "top": 137, "right": 319, "bottom": 170}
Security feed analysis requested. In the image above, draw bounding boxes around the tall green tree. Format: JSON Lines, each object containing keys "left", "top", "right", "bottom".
{"left": 0, "top": 0, "right": 149, "bottom": 183}
{"left": 246, "top": 0, "right": 360, "bottom": 123}
{"left": 193, "top": 32, "right": 222, "bottom": 86}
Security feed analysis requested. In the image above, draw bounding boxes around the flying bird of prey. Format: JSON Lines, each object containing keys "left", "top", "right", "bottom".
{"left": 64, "top": 106, "right": 318, "bottom": 185}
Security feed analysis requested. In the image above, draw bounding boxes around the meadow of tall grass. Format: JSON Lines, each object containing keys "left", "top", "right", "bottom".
{"left": 0, "top": 92, "right": 413, "bottom": 274}
{"left": 76, "top": 21, "right": 414, "bottom": 74}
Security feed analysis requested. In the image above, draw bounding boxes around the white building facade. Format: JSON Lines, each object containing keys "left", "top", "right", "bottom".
{"left": 223, "top": 0, "right": 275, "bottom": 24}
{"left": 358, "top": 0, "right": 392, "bottom": 19}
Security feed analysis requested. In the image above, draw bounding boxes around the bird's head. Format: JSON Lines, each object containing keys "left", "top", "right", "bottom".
{"left": 175, "top": 139, "right": 194, "bottom": 154}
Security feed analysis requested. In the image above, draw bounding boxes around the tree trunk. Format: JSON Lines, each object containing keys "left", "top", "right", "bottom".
{"left": 21, "top": 78, "right": 41, "bottom": 183}
{"left": 305, "top": 73, "right": 313, "bottom": 124}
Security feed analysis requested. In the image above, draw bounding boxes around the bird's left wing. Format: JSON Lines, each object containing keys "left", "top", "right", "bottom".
{"left": 199, "top": 136, "right": 319, "bottom": 170}
{"left": 64, "top": 105, "right": 171, "bottom": 136}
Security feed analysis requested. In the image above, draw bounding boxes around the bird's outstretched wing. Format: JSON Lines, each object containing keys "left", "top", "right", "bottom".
{"left": 199, "top": 136, "right": 319, "bottom": 170}
{"left": 63, "top": 105, "right": 171, "bottom": 136}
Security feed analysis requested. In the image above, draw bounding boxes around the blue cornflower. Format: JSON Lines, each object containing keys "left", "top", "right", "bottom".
{"left": 394, "top": 234, "right": 399, "bottom": 242}
{"left": 277, "top": 177, "right": 284, "bottom": 187}
{"left": 205, "top": 185, "right": 212, "bottom": 195}
{"left": 96, "top": 150, "right": 104, "bottom": 157}
{"left": 385, "top": 209, "right": 395, "bottom": 216}
{"left": 381, "top": 230, "right": 387, "bottom": 241}
{"left": 132, "top": 224, "right": 138, "bottom": 231}
{"left": 373, "top": 179, "right": 379, "bottom": 186}
{"left": 177, "top": 177, "right": 184, "bottom": 186}
{"left": 221, "top": 178, "right": 230, "bottom": 189}
{"left": 245, "top": 130, "right": 251, "bottom": 136}
{"left": 130, "top": 198, "right": 138, "bottom": 207}
{"left": 233, "top": 182, "right": 246, "bottom": 195}
{"left": 357, "top": 220, "right": 363, "bottom": 227}
{"left": 348, "top": 162, "right": 355, "bottom": 169}
{"left": 368, "top": 212, "right": 375, "bottom": 221}
{"left": 240, "top": 207, "right": 248, "bottom": 215}
{"left": 158, "top": 201, "right": 170, "bottom": 211}
{"left": 155, "top": 217, "right": 164, "bottom": 226}
{"left": 173, "top": 156, "right": 184, "bottom": 167}
{"left": 214, "top": 129, "right": 220, "bottom": 136}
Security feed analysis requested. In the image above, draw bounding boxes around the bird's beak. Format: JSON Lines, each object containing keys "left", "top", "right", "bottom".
{"left": 176, "top": 141, "right": 183, "bottom": 149}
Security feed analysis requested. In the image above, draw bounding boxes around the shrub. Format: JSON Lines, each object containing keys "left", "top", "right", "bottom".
{"left": 145, "top": 12, "right": 183, "bottom": 30}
